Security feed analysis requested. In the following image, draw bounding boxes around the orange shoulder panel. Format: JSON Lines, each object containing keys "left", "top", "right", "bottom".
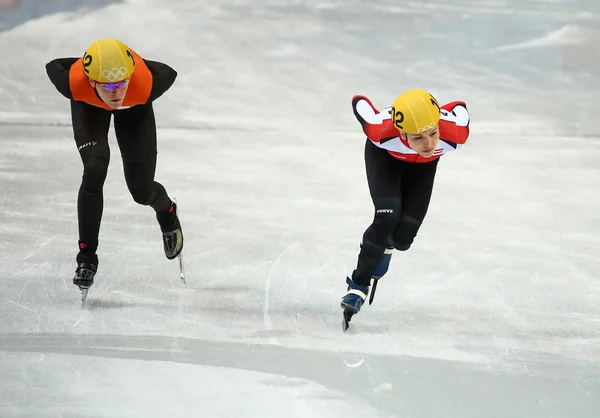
{"left": 69, "top": 50, "right": 153, "bottom": 111}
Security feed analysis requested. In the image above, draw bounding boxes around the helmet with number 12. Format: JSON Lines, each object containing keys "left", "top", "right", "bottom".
{"left": 391, "top": 89, "right": 441, "bottom": 135}
{"left": 81, "top": 38, "right": 136, "bottom": 84}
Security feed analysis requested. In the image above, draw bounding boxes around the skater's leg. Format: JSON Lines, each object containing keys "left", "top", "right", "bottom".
{"left": 351, "top": 196, "right": 400, "bottom": 286}
{"left": 71, "top": 100, "right": 111, "bottom": 286}
{"left": 341, "top": 140, "right": 404, "bottom": 314}
{"left": 114, "top": 104, "right": 182, "bottom": 259}
{"left": 390, "top": 159, "right": 439, "bottom": 250}
{"left": 351, "top": 140, "right": 404, "bottom": 287}
{"left": 113, "top": 103, "right": 171, "bottom": 211}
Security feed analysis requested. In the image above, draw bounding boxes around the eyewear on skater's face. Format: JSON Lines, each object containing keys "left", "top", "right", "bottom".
{"left": 97, "top": 78, "right": 131, "bottom": 91}
{"left": 88, "top": 77, "right": 131, "bottom": 109}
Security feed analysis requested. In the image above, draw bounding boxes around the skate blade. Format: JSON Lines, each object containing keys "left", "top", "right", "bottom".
{"left": 342, "top": 310, "right": 353, "bottom": 333}
{"left": 368, "top": 278, "right": 379, "bottom": 305}
{"left": 80, "top": 288, "right": 89, "bottom": 307}
{"left": 342, "top": 317, "right": 350, "bottom": 332}
{"left": 169, "top": 196, "right": 185, "bottom": 284}
{"left": 178, "top": 252, "right": 186, "bottom": 284}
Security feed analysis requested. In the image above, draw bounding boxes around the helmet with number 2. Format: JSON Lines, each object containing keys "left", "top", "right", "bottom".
{"left": 82, "top": 38, "right": 135, "bottom": 83}
{"left": 391, "top": 89, "right": 441, "bottom": 135}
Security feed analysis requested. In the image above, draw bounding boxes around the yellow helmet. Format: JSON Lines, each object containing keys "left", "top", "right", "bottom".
{"left": 391, "top": 89, "right": 441, "bottom": 134}
{"left": 82, "top": 38, "right": 136, "bottom": 83}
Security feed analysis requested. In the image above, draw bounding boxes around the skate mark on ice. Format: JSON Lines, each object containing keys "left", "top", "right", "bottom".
{"left": 6, "top": 299, "right": 35, "bottom": 312}
{"left": 263, "top": 242, "right": 299, "bottom": 344}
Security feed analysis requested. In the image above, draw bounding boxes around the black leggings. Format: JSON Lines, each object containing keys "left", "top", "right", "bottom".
{"left": 351, "top": 139, "right": 438, "bottom": 286}
{"left": 71, "top": 101, "right": 172, "bottom": 255}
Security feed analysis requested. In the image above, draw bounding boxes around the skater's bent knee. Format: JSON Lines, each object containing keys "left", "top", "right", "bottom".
{"left": 391, "top": 214, "right": 422, "bottom": 251}
{"left": 129, "top": 187, "right": 155, "bottom": 205}
{"left": 392, "top": 242, "right": 412, "bottom": 251}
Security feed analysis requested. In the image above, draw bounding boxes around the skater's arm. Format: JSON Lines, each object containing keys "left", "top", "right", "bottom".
{"left": 144, "top": 59, "right": 178, "bottom": 102}
{"left": 439, "top": 101, "right": 470, "bottom": 147}
{"left": 351, "top": 95, "right": 400, "bottom": 145}
{"left": 45, "top": 57, "right": 78, "bottom": 99}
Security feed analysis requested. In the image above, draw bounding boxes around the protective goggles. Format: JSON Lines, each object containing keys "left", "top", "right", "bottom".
{"left": 97, "top": 78, "right": 130, "bottom": 91}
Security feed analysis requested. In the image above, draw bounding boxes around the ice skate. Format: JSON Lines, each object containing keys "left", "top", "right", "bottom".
{"left": 157, "top": 201, "right": 184, "bottom": 260}
{"left": 73, "top": 255, "right": 97, "bottom": 307}
{"left": 369, "top": 247, "right": 394, "bottom": 305}
{"left": 341, "top": 277, "right": 369, "bottom": 332}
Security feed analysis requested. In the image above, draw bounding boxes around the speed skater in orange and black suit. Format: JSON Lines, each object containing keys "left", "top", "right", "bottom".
{"left": 45, "top": 38, "right": 183, "bottom": 294}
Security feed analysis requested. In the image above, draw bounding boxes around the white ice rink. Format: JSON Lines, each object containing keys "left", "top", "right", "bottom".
{"left": 1, "top": 0, "right": 599, "bottom": 417}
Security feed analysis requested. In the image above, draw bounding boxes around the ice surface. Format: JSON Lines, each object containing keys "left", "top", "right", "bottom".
{"left": 0, "top": 0, "right": 599, "bottom": 417}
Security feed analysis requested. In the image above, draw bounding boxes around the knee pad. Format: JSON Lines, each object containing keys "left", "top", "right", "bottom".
{"left": 371, "top": 197, "right": 402, "bottom": 232}
{"left": 81, "top": 157, "right": 109, "bottom": 193}
{"left": 362, "top": 197, "right": 402, "bottom": 250}
{"left": 390, "top": 213, "right": 422, "bottom": 251}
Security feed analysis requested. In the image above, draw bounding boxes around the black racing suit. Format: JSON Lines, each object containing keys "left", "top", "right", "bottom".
{"left": 351, "top": 139, "right": 439, "bottom": 287}
{"left": 45, "top": 58, "right": 177, "bottom": 262}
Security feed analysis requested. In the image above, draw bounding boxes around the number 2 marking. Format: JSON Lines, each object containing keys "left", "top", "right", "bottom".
{"left": 83, "top": 53, "right": 92, "bottom": 74}
{"left": 391, "top": 107, "right": 404, "bottom": 130}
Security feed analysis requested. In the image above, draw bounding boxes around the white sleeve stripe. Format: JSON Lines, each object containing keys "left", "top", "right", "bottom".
{"left": 355, "top": 99, "right": 388, "bottom": 125}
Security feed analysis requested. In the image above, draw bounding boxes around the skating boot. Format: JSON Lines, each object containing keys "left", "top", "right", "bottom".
{"left": 341, "top": 277, "right": 369, "bottom": 332}
{"left": 74, "top": 263, "right": 97, "bottom": 289}
{"left": 369, "top": 246, "right": 394, "bottom": 305}
{"left": 74, "top": 252, "right": 98, "bottom": 306}
{"left": 157, "top": 201, "right": 183, "bottom": 260}
{"left": 372, "top": 247, "right": 394, "bottom": 279}
{"left": 74, "top": 253, "right": 98, "bottom": 289}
